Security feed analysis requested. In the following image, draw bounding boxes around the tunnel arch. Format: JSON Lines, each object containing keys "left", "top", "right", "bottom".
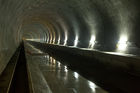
{"left": 0, "top": 0, "right": 140, "bottom": 75}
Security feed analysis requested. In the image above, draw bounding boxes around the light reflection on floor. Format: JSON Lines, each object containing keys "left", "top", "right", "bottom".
{"left": 25, "top": 43, "right": 108, "bottom": 93}
{"left": 39, "top": 55, "right": 108, "bottom": 93}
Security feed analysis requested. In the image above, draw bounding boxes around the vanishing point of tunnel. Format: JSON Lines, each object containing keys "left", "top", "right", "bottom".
{"left": 0, "top": 0, "right": 140, "bottom": 93}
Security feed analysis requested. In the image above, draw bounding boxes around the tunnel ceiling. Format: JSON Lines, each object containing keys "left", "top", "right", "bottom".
{"left": 0, "top": 0, "right": 140, "bottom": 74}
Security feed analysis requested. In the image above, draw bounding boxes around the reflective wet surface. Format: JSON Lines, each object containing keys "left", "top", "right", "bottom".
{"left": 24, "top": 41, "right": 140, "bottom": 93}
{"left": 25, "top": 43, "right": 108, "bottom": 93}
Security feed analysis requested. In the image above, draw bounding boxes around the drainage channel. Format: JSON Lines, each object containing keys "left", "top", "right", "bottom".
{"left": 0, "top": 43, "right": 30, "bottom": 93}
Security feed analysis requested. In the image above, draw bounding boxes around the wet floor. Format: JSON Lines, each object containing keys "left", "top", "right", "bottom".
{"left": 24, "top": 44, "right": 108, "bottom": 93}
{"left": 25, "top": 41, "right": 140, "bottom": 93}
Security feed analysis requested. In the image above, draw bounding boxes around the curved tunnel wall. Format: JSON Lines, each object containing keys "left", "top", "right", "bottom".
{"left": 21, "top": 23, "right": 47, "bottom": 42}
{"left": 0, "top": 0, "right": 140, "bottom": 74}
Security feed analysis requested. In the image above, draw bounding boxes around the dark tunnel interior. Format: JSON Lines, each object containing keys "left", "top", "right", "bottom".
{"left": 1, "top": 0, "right": 140, "bottom": 93}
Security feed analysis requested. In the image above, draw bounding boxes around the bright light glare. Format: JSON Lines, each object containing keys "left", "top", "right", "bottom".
{"left": 58, "top": 62, "right": 61, "bottom": 68}
{"left": 53, "top": 59, "right": 56, "bottom": 65}
{"left": 53, "top": 37, "right": 56, "bottom": 44}
{"left": 63, "top": 36, "right": 68, "bottom": 46}
{"left": 25, "top": 39, "right": 41, "bottom": 41}
{"left": 88, "top": 81, "right": 97, "bottom": 92}
{"left": 74, "top": 72, "right": 79, "bottom": 79}
{"left": 64, "top": 66, "right": 68, "bottom": 72}
{"left": 57, "top": 38, "right": 60, "bottom": 45}
{"left": 50, "top": 57, "right": 53, "bottom": 63}
{"left": 74, "top": 36, "right": 79, "bottom": 47}
{"left": 89, "top": 35, "right": 96, "bottom": 48}
{"left": 117, "top": 36, "right": 128, "bottom": 51}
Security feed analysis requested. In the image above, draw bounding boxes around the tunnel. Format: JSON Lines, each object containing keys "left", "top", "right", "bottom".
{"left": 0, "top": 0, "right": 140, "bottom": 93}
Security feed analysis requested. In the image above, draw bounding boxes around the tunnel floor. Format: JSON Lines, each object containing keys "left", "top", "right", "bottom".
{"left": 24, "top": 41, "right": 108, "bottom": 93}
{"left": 25, "top": 48, "right": 107, "bottom": 93}
{"left": 0, "top": 41, "right": 140, "bottom": 93}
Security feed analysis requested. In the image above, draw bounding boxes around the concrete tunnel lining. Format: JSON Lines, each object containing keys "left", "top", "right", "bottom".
{"left": 0, "top": 0, "right": 140, "bottom": 77}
